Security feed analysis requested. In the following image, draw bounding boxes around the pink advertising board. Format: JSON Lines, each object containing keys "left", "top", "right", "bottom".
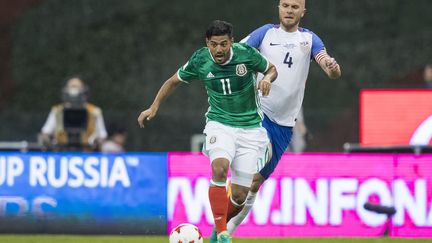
{"left": 168, "top": 153, "right": 432, "bottom": 238}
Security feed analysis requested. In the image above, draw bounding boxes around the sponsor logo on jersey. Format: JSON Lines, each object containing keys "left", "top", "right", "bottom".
{"left": 236, "top": 64, "right": 247, "bottom": 77}
{"left": 210, "top": 136, "right": 217, "bottom": 144}
{"left": 206, "top": 72, "right": 215, "bottom": 78}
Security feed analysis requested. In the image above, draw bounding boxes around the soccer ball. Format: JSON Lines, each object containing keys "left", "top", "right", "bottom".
{"left": 169, "top": 223, "right": 203, "bottom": 243}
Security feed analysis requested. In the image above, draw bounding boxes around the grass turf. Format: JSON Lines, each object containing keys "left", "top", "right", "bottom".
{"left": 0, "top": 235, "right": 430, "bottom": 243}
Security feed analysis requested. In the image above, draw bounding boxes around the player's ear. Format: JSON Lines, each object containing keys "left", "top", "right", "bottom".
{"left": 302, "top": 8, "right": 306, "bottom": 17}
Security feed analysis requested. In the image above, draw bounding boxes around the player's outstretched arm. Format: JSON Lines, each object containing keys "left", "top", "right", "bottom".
{"left": 258, "top": 62, "right": 278, "bottom": 96}
{"left": 317, "top": 51, "right": 341, "bottom": 79}
{"left": 137, "top": 73, "right": 182, "bottom": 128}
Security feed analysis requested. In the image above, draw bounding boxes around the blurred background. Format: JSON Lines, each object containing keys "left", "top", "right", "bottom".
{"left": 1, "top": 0, "right": 432, "bottom": 240}
{"left": 0, "top": 0, "right": 431, "bottom": 151}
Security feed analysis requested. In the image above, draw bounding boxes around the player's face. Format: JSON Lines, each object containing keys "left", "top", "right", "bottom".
{"left": 206, "top": 35, "right": 233, "bottom": 64}
{"left": 66, "top": 78, "right": 85, "bottom": 92}
{"left": 278, "top": 0, "right": 305, "bottom": 32}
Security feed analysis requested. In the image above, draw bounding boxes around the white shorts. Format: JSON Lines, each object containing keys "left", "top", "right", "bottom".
{"left": 202, "top": 121, "right": 270, "bottom": 187}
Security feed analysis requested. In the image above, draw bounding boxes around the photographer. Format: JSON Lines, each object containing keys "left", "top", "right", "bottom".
{"left": 40, "top": 77, "right": 107, "bottom": 151}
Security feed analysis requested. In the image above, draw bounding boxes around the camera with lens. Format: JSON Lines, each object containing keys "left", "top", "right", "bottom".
{"left": 60, "top": 85, "right": 89, "bottom": 150}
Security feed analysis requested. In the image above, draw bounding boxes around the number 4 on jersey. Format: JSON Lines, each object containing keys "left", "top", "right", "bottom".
{"left": 284, "top": 52, "right": 293, "bottom": 68}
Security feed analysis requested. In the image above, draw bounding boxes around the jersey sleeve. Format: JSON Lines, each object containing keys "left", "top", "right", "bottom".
{"left": 248, "top": 46, "right": 269, "bottom": 73}
{"left": 177, "top": 51, "right": 200, "bottom": 83}
{"left": 311, "top": 32, "right": 326, "bottom": 58}
{"left": 240, "top": 24, "right": 274, "bottom": 49}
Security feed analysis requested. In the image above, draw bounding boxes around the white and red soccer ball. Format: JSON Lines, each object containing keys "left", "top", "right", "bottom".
{"left": 169, "top": 223, "right": 203, "bottom": 243}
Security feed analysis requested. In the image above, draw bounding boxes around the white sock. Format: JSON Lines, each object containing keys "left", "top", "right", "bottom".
{"left": 227, "top": 191, "right": 257, "bottom": 235}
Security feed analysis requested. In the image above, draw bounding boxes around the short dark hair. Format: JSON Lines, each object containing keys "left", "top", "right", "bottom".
{"left": 205, "top": 20, "right": 233, "bottom": 39}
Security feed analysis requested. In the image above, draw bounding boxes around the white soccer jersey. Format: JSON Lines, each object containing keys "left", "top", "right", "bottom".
{"left": 242, "top": 24, "right": 326, "bottom": 127}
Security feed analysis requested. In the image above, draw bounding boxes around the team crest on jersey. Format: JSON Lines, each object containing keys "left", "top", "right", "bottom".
{"left": 210, "top": 136, "right": 217, "bottom": 144}
{"left": 236, "top": 64, "right": 247, "bottom": 77}
{"left": 300, "top": 41, "right": 309, "bottom": 47}
{"left": 300, "top": 41, "right": 310, "bottom": 53}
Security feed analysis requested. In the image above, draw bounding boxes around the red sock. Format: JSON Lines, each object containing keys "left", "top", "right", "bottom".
{"left": 227, "top": 197, "right": 243, "bottom": 222}
{"left": 209, "top": 185, "right": 228, "bottom": 233}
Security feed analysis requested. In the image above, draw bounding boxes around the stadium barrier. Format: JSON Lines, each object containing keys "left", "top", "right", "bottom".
{"left": 0, "top": 152, "right": 167, "bottom": 234}
{"left": 169, "top": 153, "right": 432, "bottom": 238}
{"left": 1, "top": 152, "right": 431, "bottom": 237}
{"left": 343, "top": 143, "right": 432, "bottom": 154}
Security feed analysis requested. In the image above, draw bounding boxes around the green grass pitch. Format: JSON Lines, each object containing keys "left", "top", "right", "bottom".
{"left": 0, "top": 235, "right": 430, "bottom": 243}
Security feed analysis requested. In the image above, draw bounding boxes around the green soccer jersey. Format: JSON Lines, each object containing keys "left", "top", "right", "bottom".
{"left": 177, "top": 43, "right": 269, "bottom": 128}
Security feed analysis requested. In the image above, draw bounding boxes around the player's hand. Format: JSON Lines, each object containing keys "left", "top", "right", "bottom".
{"left": 137, "top": 107, "right": 157, "bottom": 128}
{"left": 325, "top": 57, "right": 339, "bottom": 72}
{"left": 258, "top": 79, "right": 271, "bottom": 96}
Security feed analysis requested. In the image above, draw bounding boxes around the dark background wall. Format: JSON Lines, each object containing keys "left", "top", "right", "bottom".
{"left": 1, "top": 0, "right": 431, "bottom": 151}
{"left": 0, "top": 0, "right": 42, "bottom": 109}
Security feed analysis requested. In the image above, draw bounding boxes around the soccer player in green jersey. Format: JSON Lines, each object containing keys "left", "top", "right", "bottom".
{"left": 138, "top": 20, "right": 277, "bottom": 242}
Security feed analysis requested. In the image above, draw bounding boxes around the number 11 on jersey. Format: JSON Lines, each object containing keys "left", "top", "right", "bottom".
{"left": 220, "top": 78, "right": 232, "bottom": 95}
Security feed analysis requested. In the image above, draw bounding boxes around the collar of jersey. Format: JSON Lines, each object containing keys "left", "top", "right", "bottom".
{"left": 277, "top": 26, "right": 299, "bottom": 37}
{"left": 208, "top": 47, "right": 233, "bottom": 66}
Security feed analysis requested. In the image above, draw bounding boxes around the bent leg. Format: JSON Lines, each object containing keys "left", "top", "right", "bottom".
{"left": 227, "top": 183, "right": 249, "bottom": 222}
{"left": 209, "top": 157, "right": 230, "bottom": 234}
{"left": 227, "top": 173, "right": 264, "bottom": 234}
{"left": 228, "top": 115, "right": 293, "bottom": 235}
{"left": 202, "top": 121, "right": 237, "bottom": 235}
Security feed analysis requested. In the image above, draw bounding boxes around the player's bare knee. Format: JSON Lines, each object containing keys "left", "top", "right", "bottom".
{"left": 251, "top": 180, "right": 264, "bottom": 193}
{"left": 250, "top": 182, "right": 260, "bottom": 193}
{"left": 211, "top": 158, "right": 229, "bottom": 181}
{"left": 212, "top": 165, "right": 228, "bottom": 182}
{"left": 250, "top": 174, "right": 265, "bottom": 193}
{"left": 212, "top": 167, "right": 228, "bottom": 181}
